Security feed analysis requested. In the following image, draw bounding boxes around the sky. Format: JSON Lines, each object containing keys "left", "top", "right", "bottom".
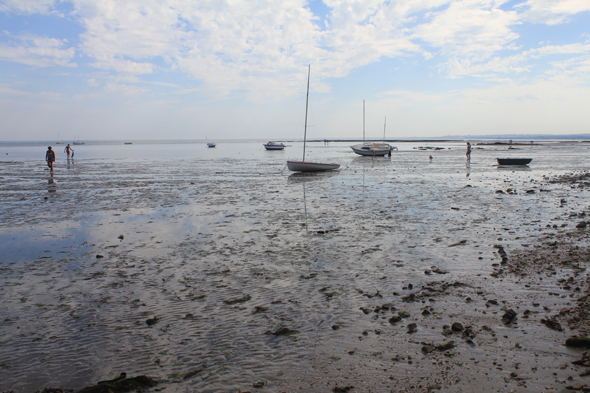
{"left": 0, "top": 0, "right": 589, "bottom": 141}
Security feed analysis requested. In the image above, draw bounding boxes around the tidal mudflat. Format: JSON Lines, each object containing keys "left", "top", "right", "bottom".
{"left": 1, "top": 140, "right": 590, "bottom": 393}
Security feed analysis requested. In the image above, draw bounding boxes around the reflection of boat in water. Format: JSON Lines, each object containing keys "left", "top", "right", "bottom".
{"left": 207, "top": 143, "right": 216, "bottom": 148}
{"left": 287, "top": 66, "right": 339, "bottom": 172}
{"left": 497, "top": 158, "right": 532, "bottom": 165}
{"left": 350, "top": 155, "right": 393, "bottom": 168}
{"left": 288, "top": 170, "right": 339, "bottom": 182}
{"left": 351, "top": 101, "right": 396, "bottom": 157}
{"left": 497, "top": 164, "right": 532, "bottom": 172}
{"left": 264, "top": 141, "right": 286, "bottom": 150}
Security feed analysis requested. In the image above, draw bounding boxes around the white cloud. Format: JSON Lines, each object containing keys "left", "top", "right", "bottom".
{"left": 0, "top": 0, "right": 57, "bottom": 14}
{"left": 0, "top": 34, "right": 76, "bottom": 67}
{"left": 2, "top": 0, "right": 590, "bottom": 109}
{"left": 441, "top": 42, "right": 590, "bottom": 77}
{"left": 518, "top": 0, "right": 590, "bottom": 25}
{"left": 413, "top": 1, "right": 521, "bottom": 60}
{"left": 92, "top": 58, "right": 153, "bottom": 74}
{"left": 0, "top": 84, "right": 30, "bottom": 96}
{"left": 104, "top": 82, "right": 147, "bottom": 96}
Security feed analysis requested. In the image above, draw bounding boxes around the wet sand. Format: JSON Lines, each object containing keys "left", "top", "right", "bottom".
{"left": 1, "top": 141, "right": 590, "bottom": 392}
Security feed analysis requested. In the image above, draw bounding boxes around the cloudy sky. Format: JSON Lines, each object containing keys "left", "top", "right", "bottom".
{"left": 0, "top": 0, "right": 589, "bottom": 141}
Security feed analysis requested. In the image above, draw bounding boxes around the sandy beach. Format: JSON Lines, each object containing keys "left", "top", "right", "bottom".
{"left": 1, "top": 140, "right": 590, "bottom": 393}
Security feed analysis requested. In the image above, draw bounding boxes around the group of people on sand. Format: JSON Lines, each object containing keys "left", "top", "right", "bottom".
{"left": 45, "top": 142, "right": 474, "bottom": 171}
{"left": 45, "top": 144, "right": 74, "bottom": 171}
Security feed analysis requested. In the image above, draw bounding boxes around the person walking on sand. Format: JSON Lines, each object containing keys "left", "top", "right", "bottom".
{"left": 46, "top": 146, "right": 55, "bottom": 171}
{"left": 466, "top": 142, "right": 472, "bottom": 161}
{"left": 64, "top": 143, "right": 74, "bottom": 158}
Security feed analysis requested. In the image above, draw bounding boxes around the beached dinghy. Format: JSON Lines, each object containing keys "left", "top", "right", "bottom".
{"left": 264, "top": 142, "right": 286, "bottom": 150}
{"left": 351, "top": 142, "right": 395, "bottom": 156}
{"left": 497, "top": 158, "right": 532, "bottom": 165}
{"left": 287, "top": 66, "right": 339, "bottom": 173}
{"left": 207, "top": 142, "right": 216, "bottom": 148}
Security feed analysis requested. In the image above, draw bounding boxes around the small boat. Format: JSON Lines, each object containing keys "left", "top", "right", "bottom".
{"left": 287, "top": 66, "right": 339, "bottom": 172}
{"left": 351, "top": 143, "right": 395, "bottom": 156}
{"left": 73, "top": 135, "right": 84, "bottom": 145}
{"left": 124, "top": 142, "right": 132, "bottom": 145}
{"left": 264, "top": 141, "right": 286, "bottom": 150}
{"left": 351, "top": 102, "right": 396, "bottom": 157}
{"left": 207, "top": 143, "right": 216, "bottom": 148}
{"left": 497, "top": 158, "right": 532, "bottom": 165}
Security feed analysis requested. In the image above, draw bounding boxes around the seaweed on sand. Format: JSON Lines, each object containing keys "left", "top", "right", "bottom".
{"left": 76, "top": 373, "right": 158, "bottom": 393}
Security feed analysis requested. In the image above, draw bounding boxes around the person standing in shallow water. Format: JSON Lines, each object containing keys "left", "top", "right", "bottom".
{"left": 64, "top": 143, "right": 74, "bottom": 158}
{"left": 46, "top": 146, "right": 55, "bottom": 171}
{"left": 466, "top": 142, "right": 472, "bottom": 161}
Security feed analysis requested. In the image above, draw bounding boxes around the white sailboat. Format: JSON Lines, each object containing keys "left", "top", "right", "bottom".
{"left": 287, "top": 66, "right": 339, "bottom": 172}
{"left": 350, "top": 101, "right": 396, "bottom": 157}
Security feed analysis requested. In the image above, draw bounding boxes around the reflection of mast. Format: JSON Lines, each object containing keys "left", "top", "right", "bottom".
{"left": 362, "top": 171, "right": 366, "bottom": 209}
{"left": 303, "top": 183, "right": 308, "bottom": 233}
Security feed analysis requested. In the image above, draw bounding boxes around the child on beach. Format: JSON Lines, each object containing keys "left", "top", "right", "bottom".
{"left": 46, "top": 146, "right": 55, "bottom": 171}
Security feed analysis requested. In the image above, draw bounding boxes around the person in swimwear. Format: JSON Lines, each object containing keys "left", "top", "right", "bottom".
{"left": 46, "top": 146, "right": 55, "bottom": 171}
{"left": 64, "top": 144, "right": 74, "bottom": 158}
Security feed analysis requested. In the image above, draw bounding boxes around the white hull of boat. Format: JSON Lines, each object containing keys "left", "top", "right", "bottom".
{"left": 287, "top": 160, "right": 340, "bottom": 172}
{"left": 351, "top": 143, "right": 393, "bottom": 156}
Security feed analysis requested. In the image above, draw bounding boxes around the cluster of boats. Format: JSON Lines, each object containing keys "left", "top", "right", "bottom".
{"left": 207, "top": 67, "right": 532, "bottom": 171}
{"left": 284, "top": 67, "right": 398, "bottom": 172}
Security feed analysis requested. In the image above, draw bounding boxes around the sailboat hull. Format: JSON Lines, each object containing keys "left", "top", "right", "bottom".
{"left": 287, "top": 160, "right": 340, "bottom": 172}
{"left": 350, "top": 143, "right": 393, "bottom": 156}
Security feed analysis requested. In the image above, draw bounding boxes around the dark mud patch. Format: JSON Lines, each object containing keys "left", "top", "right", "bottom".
{"left": 494, "top": 229, "right": 590, "bottom": 335}
{"left": 27, "top": 374, "right": 159, "bottom": 393}
{"left": 76, "top": 374, "right": 158, "bottom": 393}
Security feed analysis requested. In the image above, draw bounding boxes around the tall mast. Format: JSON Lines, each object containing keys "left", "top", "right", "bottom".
{"left": 302, "top": 65, "right": 310, "bottom": 162}
{"left": 363, "top": 100, "right": 365, "bottom": 143}
{"left": 383, "top": 116, "right": 386, "bottom": 142}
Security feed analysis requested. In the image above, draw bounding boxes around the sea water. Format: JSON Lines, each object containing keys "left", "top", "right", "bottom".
{"left": 1, "top": 139, "right": 590, "bottom": 392}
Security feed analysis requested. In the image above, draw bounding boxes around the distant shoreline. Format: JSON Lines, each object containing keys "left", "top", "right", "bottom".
{"left": 2, "top": 137, "right": 590, "bottom": 145}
